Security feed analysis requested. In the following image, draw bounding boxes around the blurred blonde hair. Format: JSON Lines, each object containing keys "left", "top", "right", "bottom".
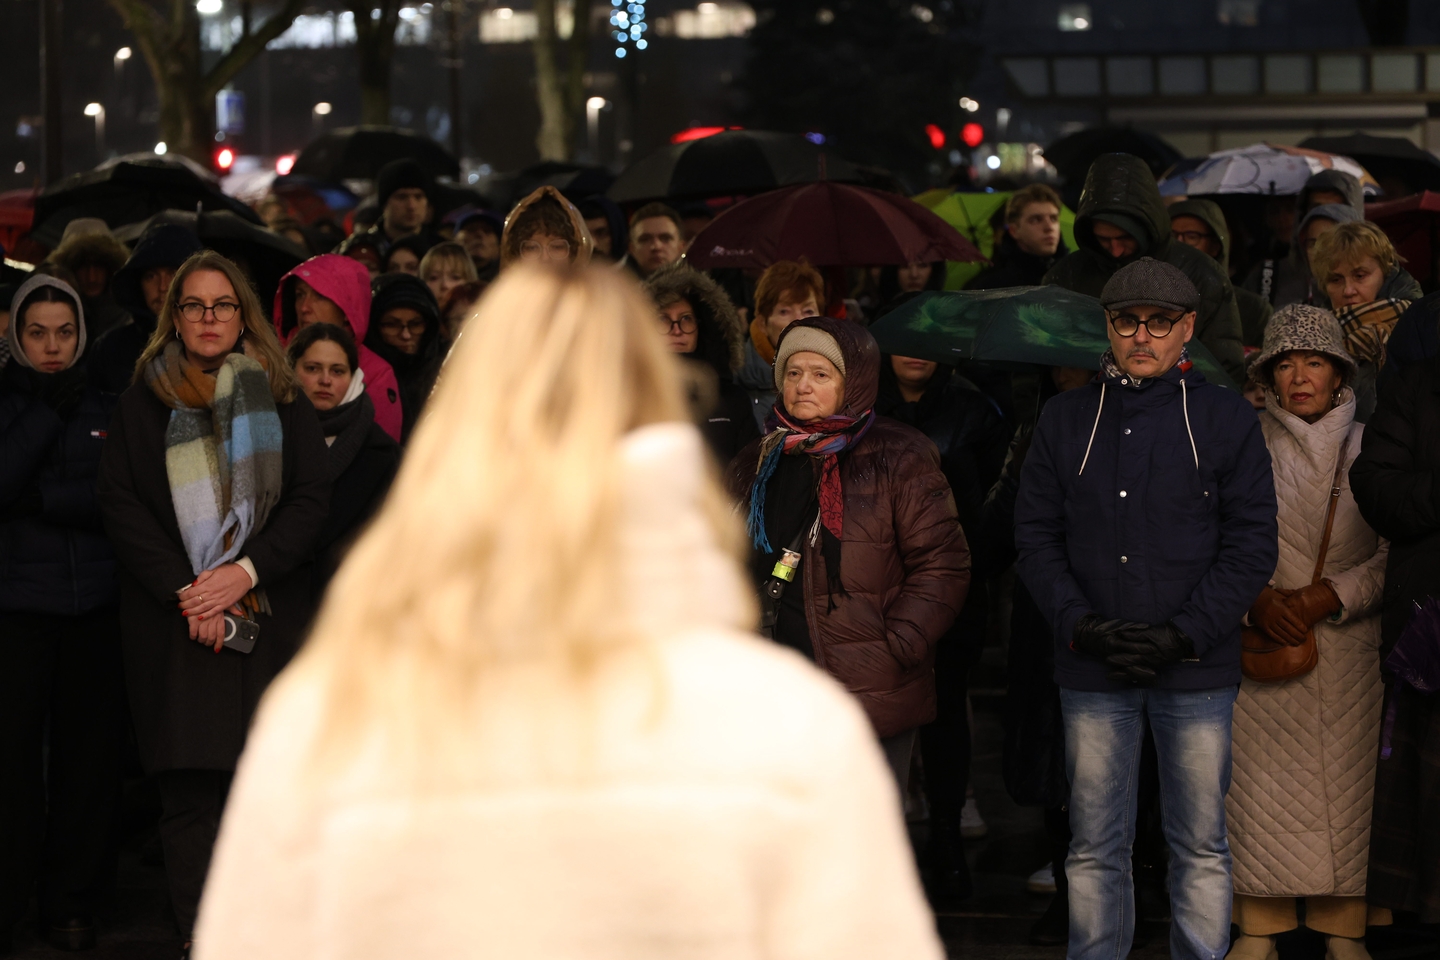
{"left": 288, "top": 264, "right": 742, "bottom": 775}
{"left": 1309, "top": 220, "right": 1400, "bottom": 283}
{"left": 135, "top": 250, "right": 297, "bottom": 402}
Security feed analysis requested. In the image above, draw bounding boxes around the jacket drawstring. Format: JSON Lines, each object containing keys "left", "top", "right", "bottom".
{"left": 1180, "top": 378, "right": 1199, "bottom": 471}
{"left": 1078, "top": 383, "right": 1105, "bottom": 476}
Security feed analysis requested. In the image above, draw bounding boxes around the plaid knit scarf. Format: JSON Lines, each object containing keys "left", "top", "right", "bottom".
{"left": 144, "top": 341, "right": 284, "bottom": 611}
{"left": 1334, "top": 298, "right": 1411, "bottom": 368}
{"left": 1099, "top": 346, "right": 1193, "bottom": 385}
{"left": 746, "top": 404, "right": 874, "bottom": 553}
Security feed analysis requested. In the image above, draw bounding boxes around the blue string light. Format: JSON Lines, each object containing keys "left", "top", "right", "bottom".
{"left": 614, "top": 0, "right": 645, "bottom": 57}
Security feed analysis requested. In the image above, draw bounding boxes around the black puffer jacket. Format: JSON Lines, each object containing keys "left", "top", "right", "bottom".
{"left": 644, "top": 263, "right": 761, "bottom": 464}
{"left": 1043, "top": 153, "right": 1247, "bottom": 382}
{"left": 0, "top": 359, "right": 119, "bottom": 616}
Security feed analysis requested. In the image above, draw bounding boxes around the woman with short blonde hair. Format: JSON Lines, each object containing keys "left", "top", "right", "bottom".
{"left": 1308, "top": 220, "right": 1421, "bottom": 420}
{"left": 194, "top": 265, "right": 942, "bottom": 960}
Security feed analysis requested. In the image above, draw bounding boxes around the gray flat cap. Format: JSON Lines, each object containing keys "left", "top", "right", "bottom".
{"left": 1100, "top": 257, "right": 1201, "bottom": 313}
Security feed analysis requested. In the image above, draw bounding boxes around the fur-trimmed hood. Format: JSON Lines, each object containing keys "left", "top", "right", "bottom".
{"left": 50, "top": 231, "right": 130, "bottom": 277}
{"left": 643, "top": 263, "right": 745, "bottom": 376}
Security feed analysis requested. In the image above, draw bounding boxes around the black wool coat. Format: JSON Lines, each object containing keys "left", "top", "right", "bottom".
{"left": 1349, "top": 353, "right": 1440, "bottom": 660}
{"left": 314, "top": 420, "right": 400, "bottom": 594}
{"left": 96, "top": 384, "right": 330, "bottom": 773}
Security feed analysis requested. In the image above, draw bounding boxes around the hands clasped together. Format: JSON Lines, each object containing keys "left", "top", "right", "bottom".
{"left": 1072, "top": 615, "right": 1197, "bottom": 685}
{"left": 176, "top": 564, "right": 253, "bottom": 653}
{"left": 1247, "top": 582, "right": 1342, "bottom": 646}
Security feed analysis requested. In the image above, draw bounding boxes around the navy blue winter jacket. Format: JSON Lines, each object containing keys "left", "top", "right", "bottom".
{"left": 1013, "top": 361, "right": 1277, "bottom": 691}
{"left": 0, "top": 361, "right": 119, "bottom": 616}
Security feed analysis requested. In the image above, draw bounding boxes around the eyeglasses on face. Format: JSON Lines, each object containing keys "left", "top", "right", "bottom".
{"left": 1171, "top": 230, "right": 1211, "bottom": 245}
{"left": 177, "top": 301, "right": 241, "bottom": 324}
{"left": 379, "top": 319, "right": 427, "bottom": 336}
{"left": 657, "top": 314, "right": 697, "bottom": 335}
{"left": 1108, "top": 311, "right": 1182, "bottom": 338}
{"left": 518, "top": 238, "right": 572, "bottom": 260}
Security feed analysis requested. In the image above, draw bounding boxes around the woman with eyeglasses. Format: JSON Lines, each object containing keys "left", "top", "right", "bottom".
{"left": 643, "top": 263, "right": 759, "bottom": 465}
{"left": 498, "top": 186, "right": 593, "bottom": 270}
{"left": 96, "top": 251, "right": 329, "bottom": 956}
{"left": 365, "top": 273, "right": 443, "bottom": 442}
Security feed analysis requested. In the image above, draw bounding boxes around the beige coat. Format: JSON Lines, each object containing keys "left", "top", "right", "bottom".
{"left": 1229, "top": 391, "right": 1388, "bottom": 897}
{"left": 193, "top": 424, "right": 943, "bottom": 960}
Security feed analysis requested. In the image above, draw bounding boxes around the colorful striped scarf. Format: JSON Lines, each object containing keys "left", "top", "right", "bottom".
{"left": 1334, "top": 298, "right": 1411, "bottom": 368}
{"left": 746, "top": 404, "right": 873, "bottom": 553}
{"left": 144, "top": 340, "right": 284, "bottom": 611}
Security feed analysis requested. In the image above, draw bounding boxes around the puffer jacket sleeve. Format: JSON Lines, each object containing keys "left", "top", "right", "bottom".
{"left": 0, "top": 396, "right": 60, "bottom": 503}
{"left": 1169, "top": 395, "right": 1278, "bottom": 656}
{"left": 1014, "top": 401, "right": 1095, "bottom": 645}
{"left": 882, "top": 439, "right": 971, "bottom": 669}
{"left": 1350, "top": 362, "right": 1440, "bottom": 543}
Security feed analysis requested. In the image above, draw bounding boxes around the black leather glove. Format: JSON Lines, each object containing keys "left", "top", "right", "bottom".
{"left": 1104, "top": 622, "right": 1197, "bottom": 686}
{"left": 1072, "top": 614, "right": 1152, "bottom": 659}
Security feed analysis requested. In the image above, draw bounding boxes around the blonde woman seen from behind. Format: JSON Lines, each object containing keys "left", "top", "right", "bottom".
{"left": 193, "top": 265, "right": 942, "bottom": 960}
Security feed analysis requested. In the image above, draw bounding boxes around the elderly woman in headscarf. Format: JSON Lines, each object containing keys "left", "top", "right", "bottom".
{"left": 1227, "top": 304, "right": 1391, "bottom": 960}
{"left": 726, "top": 317, "right": 971, "bottom": 793}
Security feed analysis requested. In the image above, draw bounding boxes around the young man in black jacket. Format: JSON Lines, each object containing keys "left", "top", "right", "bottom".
{"left": 968, "top": 184, "right": 1067, "bottom": 290}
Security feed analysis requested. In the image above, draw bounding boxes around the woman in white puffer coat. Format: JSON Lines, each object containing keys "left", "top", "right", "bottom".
{"left": 1226, "top": 304, "right": 1391, "bottom": 960}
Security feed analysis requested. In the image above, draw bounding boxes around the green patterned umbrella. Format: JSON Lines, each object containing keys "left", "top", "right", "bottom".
{"left": 868, "top": 285, "right": 1237, "bottom": 389}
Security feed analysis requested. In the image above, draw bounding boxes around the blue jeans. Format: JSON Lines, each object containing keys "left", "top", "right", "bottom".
{"left": 1060, "top": 686, "right": 1238, "bottom": 960}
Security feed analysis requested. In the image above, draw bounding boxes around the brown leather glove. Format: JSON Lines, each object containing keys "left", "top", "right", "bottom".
{"left": 1284, "top": 580, "right": 1343, "bottom": 629}
{"left": 1249, "top": 586, "right": 1310, "bottom": 647}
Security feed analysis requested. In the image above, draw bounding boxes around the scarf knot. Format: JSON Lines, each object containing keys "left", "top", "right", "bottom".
{"left": 746, "top": 405, "right": 873, "bottom": 553}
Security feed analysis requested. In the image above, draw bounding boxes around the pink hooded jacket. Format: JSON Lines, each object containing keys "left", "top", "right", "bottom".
{"left": 272, "top": 254, "right": 403, "bottom": 441}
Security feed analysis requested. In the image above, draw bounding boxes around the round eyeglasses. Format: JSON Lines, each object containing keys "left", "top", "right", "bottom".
{"left": 177, "top": 301, "right": 240, "bottom": 324}
{"left": 1108, "top": 311, "right": 1181, "bottom": 338}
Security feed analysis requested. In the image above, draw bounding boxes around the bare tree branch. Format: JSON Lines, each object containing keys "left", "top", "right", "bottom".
{"left": 204, "top": 0, "right": 307, "bottom": 97}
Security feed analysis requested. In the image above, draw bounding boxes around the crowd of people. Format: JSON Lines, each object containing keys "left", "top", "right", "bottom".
{"left": 0, "top": 149, "right": 1436, "bottom": 960}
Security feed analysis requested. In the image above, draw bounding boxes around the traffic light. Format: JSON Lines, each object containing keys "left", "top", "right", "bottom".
{"left": 213, "top": 146, "right": 235, "bottom": 173}
{"left": 925, "top": 124, "right": 947, "bottom": 150}
{"left": 961, "top": 123, "right": 984, "bottom": 148}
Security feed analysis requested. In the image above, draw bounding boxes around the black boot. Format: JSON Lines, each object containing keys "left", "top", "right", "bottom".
{"left": 1030, "top": 885, "right": 1068, "bottom": 945}
{"left": 922, "top": 818, "right": 973, "bottom": 908}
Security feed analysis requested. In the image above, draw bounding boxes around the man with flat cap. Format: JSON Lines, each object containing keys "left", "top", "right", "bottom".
{"left": 1014, "top": 258, "right": 1278, "bottom": 960}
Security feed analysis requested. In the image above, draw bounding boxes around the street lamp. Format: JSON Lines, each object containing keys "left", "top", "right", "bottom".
{"left": 586, "top": 96, "right": 607, "bottom": 162}
{"left": 84, "top": 102, "right": 106, "bottom": 159}
{"left": 114, "top": 45, "right": 131, "bottom": 86}
{"left": 312, "top": 101, "right": 332, "bottom": 138}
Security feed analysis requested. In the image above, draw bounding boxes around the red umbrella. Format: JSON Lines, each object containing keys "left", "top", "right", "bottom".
{"left": 684, "top": 181, "right": 983, "bottom": 269}
{"left": 0, "top": 189, "right": 37, "bottom": 256}
{"left": 1366, "top": 190, "right": 1440, "bottom": 291}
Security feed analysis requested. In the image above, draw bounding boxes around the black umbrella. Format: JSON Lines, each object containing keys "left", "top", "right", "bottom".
{"left": 504, "top": 161, "right": 615, "bottom": 208}
{"left": 291, "top": 126, "right": 459, "bottom": 182}
{"left": 1042, "top": 127, "right": 1184, "bottom": 181}
{"left": 608, "top": 130, "right": 862, "bottom": 204}
{"left": 1299, "top": 132, "right": 1440, "bottom": 195}
{"left": 31, "top": 157, "right": 261, "bottom": 249}
{"left": 113, "top": 210, "right": 308, "bottom": 315}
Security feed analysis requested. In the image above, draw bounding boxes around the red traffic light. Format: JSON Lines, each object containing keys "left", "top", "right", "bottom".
{"left": 214, "top": 147, "right": 235, "bottom": 172}
{"left": 925, "top": 124, "right": 947, "bottom": 150}
{"left": 961, "top": 123, "right": 984, "bottom": 148}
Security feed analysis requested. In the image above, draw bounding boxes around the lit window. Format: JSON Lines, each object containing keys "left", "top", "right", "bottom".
{"left": 1217, "top": 0, "right": 1259, "bottom": 26}
{"left": 671, "top": 2, "right": 755, "bottom": 38}
{"left": 1057, "top": 3, "right": 1090, "bottom": 31}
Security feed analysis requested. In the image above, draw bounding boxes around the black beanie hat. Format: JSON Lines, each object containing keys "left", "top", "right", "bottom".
{"left": 370, "top": 272, "right": 440, "bottom": 329}
{"left": 376, "top": 159, "right": 433, "bottom": 209}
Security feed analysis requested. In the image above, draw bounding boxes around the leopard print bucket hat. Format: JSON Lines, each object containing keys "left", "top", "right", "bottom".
{"left": 1247, "top": 303, "right": 1359, "bottom": 386}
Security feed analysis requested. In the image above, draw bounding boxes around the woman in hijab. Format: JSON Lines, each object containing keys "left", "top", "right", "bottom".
{"left": 0, "top": 276, "right": 125, "bottom": 952}
{"left": 287, "top": 322, "right": 400, "bottom": 593}
{"left": 96, "top": 251, "right": 329, "bottom": 954}
{"left": 727, "top": 317, "right": 971, "bottom": 793}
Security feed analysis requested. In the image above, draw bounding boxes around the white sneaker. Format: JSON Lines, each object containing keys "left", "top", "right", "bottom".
{"left": 1026, "top": 863, "right": 1057, "bottom": 893}
{"left": 960, "top": 796, "right": 989, "bottom": 839}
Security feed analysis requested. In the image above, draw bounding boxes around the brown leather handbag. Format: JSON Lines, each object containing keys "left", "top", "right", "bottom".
{"left": 1241, "top": 438, "right": 1349, "bottom": 684}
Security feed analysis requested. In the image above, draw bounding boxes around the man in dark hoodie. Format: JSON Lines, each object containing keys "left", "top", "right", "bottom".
{"left": 1043, "top": 153, "right": 1247, "bottom": 383}
{"left": 1168, "top": 199, "right": 1273, "bottom": 348}
{"left": 86, "top": 224, "right": 203, "bottom": 394}
{"left": 1241, "top": 169, "right": 1366, "bottom": 311}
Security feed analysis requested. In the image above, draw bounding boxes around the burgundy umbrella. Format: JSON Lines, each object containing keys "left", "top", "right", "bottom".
{"left": 684, "top": 182, "right": 983, "bottom": 269}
